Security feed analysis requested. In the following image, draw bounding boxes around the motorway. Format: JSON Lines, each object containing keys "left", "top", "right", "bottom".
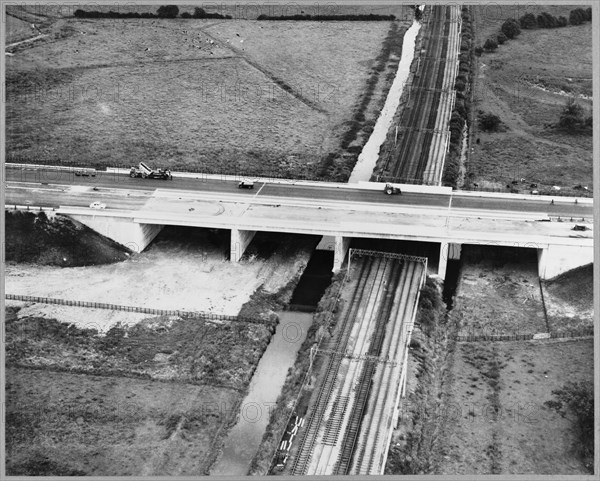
{"left": 4, "top": 166, "right": 593, "bottom": 220}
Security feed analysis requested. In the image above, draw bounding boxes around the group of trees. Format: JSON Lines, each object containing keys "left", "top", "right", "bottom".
{"left": 520, "top": 7, "right": 591, "bottom": 29}
{"left": 477, "top": 18, "right": 520, "bottom": 54}
{"left": 74, "top": 5, "right": 231, "bottom": 20}
{"left": 519, "top": 12, "right": 567, "bottom": 29}
{"left": 442, "top": 5, "right": 474, "bottom": 187}
{"left": 478, "top": 7, "right": 591, "bottom": 55}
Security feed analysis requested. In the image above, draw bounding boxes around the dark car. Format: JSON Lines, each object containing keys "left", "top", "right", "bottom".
{"left": 238, "top": 181, "right": 255, "bottom": 189}
{"left": 75, "top": 169, "right": 96, "bottom": 177}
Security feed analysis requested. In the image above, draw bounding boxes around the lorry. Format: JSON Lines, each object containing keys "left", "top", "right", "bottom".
{"left": 129, "top": 162, "right": 172, "bottom": 180}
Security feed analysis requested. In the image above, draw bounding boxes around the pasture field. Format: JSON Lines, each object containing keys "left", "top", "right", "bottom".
{"left": 467, "top": 6, "right": 592, "bottom": 195}
{"left": 5, "top": 366, "right": 241, "bottom": 476}
{"left": 6, "top": 13, "right": 37, "bottom": 44}
{"left": 6, "top": 4, "right": 412, "bottom": 178}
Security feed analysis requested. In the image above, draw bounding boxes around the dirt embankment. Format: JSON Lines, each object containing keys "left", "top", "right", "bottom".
{"left": 5, "top": 210, "right": 130, "bottom": 266}
{"left": 542, "top": 264, "right": 593, "bottom": 332}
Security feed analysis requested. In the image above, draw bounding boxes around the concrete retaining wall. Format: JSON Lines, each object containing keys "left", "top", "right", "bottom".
{"left": 68, "top": 213, "right": 163, "bottom": 252}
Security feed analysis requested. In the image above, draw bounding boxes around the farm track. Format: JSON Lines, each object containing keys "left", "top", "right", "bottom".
{"left": 381, "top": 5, "right": 460, "bottom": 185}
{"left": 289, "top": 254, "right": 426, "bottom": 475}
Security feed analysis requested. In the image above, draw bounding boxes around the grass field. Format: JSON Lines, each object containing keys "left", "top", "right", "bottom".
{"left": 435, "top": 243, "right": 594, "bottom": 474}
{"left": 6, "top": 366, "right": 240, "bottom": 476}
{"left": 467, "top": 6, "right": 593, "bottom": 195}
{"left": 5, "top": 291, "right": 272, "bottom": 476}
{"left": 6, "top": 13, "right": 38, "bottom": 44}
{"left": 5, "top": 5, "right": 410, "bottom": 178}
{"left": 438, "top": 338, "right": 593, "bottom": 475}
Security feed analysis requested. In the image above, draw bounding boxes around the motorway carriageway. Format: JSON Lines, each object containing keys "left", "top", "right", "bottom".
{"left": 4, "top": 166, "right": 593, "bottom": 219}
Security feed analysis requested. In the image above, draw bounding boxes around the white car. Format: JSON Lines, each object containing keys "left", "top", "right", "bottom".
{"left": 89, "top": 201, "right": 106, "bottom": 210}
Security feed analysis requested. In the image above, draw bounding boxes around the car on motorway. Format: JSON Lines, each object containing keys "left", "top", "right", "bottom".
{"left": 238, "top": 181, "right": 255, "bottom": 189}
{"left": 75, "top": 168, "right": 97, "bottom": 177}
{"left": 89, "top": 201, "right": 106, "bottom": 210}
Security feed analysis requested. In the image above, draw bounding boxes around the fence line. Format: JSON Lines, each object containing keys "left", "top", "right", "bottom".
{"left": 5, "top": 294, "right": 272, "bottom": 326}
{"left": 453, "top": 328, "right": 594, "bottom": 342}
{"left": 349, "top": 248, "right": 428, "bottom": 265}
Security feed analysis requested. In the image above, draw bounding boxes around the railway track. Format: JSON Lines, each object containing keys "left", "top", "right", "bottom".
{"left": 288, "top": 253, "right": 426, "bottom": 476}
{"left": 334, "top": 258, "right": 405, "bottom": 474}
{"left": 307, "top": 257, "right": 396, "bottom": 474}
{"left": 381, "top": 5, "right": 455, "bottom": 184}
{"left": 351, "top": 261, "right": 423, "bottom": 474}
{"left": 289, "top": 256, "right": 384, "bottom": 475}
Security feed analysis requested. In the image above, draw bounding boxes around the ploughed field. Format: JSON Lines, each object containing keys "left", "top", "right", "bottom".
{"left": 5, "top": 5, "right": 412, "bottom": 178}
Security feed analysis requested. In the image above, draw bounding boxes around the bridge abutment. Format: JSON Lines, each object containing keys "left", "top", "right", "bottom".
{"left": 230, "top": 228, "right": 256, "bottom": 262}
{"left": 537, "top": 244, "right": 593, "bottom": 280}
{"left": 67, "top": 214, "right": 163, "bottom": 252}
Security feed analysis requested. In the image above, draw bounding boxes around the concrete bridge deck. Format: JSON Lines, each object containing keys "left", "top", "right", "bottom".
{"left": 5, "top": 166, "right": 594, "bottom": 280}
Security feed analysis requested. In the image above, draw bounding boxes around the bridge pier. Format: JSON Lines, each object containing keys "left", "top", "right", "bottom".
{"left": 230, "top": 228, "right": 256, "bottom": 262}
{"left": 333, "top": 236, "right": 350, "bottom": 272}
{"left": 537, "top": 244, "right": 593, "bottom": 280}
{"left": 438, "top": 242, "right": 461, "bottom": 279}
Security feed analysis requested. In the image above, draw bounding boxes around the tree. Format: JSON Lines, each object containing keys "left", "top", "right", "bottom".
{"left": 557, "top": 16, "right": 568, "bottom": 27}
{"left": 193, "top": 7, "right": 207, "bottom": 18}
{"left": 157, "top": 5, "right": 179, "bottom": 18}
{"left": 501, "top": 18, "right": 521, "bottom": 39}
{"left": 479, "top": 112, "right": 502, "bottom": 131}
{"left": 474, "top": 46, "right": 484, "bottom": 56}
{"left": 545, "top": 382, "right": 593, "bottom": 471}
{"left": 537, "top": 12, "right": 558, "bottom": 28}
{"left": 496, "top": 32, "right": 507, "bottom": 45}
{"left": 569, "top": 8, "right": 585, "bottom": 25}
{"left": 557, "top": 99, "right": 585, "bottom": 132}
{"left": 181, "top": 11, "right": 191, "bottom": 18}
{"left": 519, "top": 12, "right": 537, "bottom": 29}
{"left": 483, "top": 38, "right": 498, "bottom": 51}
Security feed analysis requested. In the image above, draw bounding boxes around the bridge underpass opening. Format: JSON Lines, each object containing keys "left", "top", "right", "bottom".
{"left": 348, "top": 238, "right": 441, "bottom": 277}
{"left": 145, "top": 225, "right": 231, "bottom": 258}
{"left": 239, "top": 232, "right": 332, "bottom": 311}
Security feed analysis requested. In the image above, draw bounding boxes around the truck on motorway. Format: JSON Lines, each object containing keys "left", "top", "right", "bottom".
{"left": 129, "top": 162, "right": 172, "bottom": 180}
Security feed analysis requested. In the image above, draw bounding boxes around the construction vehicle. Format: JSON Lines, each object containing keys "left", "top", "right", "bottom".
{"left": 129, "top": 162, "right": 172, "bottom": 180}
{"left": 384, "top": 183, "right": 401, "bottom": 195}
